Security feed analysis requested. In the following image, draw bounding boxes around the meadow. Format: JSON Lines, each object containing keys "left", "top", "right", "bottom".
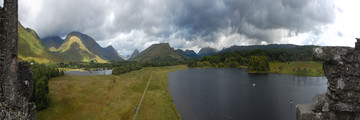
{"left": 37, "top": 65, "right": 187, "bottom": 120}
{"left": 269, "top": 61, "right": 324, "bottom": 76}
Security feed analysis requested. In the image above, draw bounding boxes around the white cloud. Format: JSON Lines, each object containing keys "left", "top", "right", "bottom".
{"left": 315, "top": 0, "right": 360, "bottom": 47}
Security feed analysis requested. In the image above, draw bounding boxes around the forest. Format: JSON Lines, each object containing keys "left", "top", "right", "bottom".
{"left": 187, "top": 46, "right": 317, "bottom": 72}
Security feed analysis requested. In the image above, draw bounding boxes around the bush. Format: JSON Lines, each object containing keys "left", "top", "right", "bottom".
{"left": 35, "top": 76, "right": 49, "bottom": 110}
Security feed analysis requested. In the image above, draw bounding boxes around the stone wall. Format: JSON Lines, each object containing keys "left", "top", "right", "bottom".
{"left": 0, "top": 0, "right": 36, "bottom": 119}
{"left": 296, "top": 38, "right": 360, "bottom": 120}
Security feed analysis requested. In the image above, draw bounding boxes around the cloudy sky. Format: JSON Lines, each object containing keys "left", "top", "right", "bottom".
{"left": 3, "top": 0, "right": 360, "bottom": 55}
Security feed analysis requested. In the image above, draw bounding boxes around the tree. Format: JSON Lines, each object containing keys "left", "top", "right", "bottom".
{"left": 35, "top": 76, "right": 49, "bottom": 110}
{"left": 248, "top": 56, "right": 270, "bottom": 72}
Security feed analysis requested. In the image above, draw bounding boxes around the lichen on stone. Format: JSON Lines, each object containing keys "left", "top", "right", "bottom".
{"left": 297, "top": 38, "right": 360, "bottom": 120}
{"left": 0, "top": 0, "right": 36, "bottom": 119}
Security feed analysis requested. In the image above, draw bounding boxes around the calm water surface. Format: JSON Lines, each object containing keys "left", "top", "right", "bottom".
{"left": 64, "top": 70, "right": 112, "bottom": 76}
{"left": 168, "top": 68, "right": 327, "bottom": 120}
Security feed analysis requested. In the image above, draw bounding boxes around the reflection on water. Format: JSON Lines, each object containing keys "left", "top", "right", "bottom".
{"left": 64, "top": 70, "right": 112, "bottom": 76}
{"left": 168, "top": 68, "right": 327, "bottom": 120}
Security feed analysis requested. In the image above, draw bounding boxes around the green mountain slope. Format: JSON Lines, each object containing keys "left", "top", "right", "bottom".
{"left": 53, "top": 32, "right": 124, "bottom": 63}
{"left": 18, "top": 24, "right": 124, "bottom": 63}
{"left": 133, "top": 43, "right": 190, "bottom": 62}
{"left": 18, "top": 23, "right": 59, "bottom": 63}
{"left": 54, "top": 34, "right": 108, "bottom": 63}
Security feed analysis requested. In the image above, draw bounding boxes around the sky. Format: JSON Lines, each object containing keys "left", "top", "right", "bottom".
{"left": 2, "top": 0, "right": 359, "bottom": 55}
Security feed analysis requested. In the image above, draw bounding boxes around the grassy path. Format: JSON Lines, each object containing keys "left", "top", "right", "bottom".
{"left": 133, "top": 75, "right": 152, "bottom": 120}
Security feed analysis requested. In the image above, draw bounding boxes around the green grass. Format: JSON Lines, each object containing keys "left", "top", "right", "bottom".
{"left": 36, "top": 65, "right": 187, "bottom": 120}
{"left": 269, "top": 61, "right": 324, "bottom": 76}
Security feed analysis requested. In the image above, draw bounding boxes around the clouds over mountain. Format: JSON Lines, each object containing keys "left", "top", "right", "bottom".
{"left": 18, "top": 0, "right": 337, "bottom": 55}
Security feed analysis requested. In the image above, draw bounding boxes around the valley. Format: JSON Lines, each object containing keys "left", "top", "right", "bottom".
{"left": 37, "top": 65, "right": 187, "bottom": 120}
{"left": 17, "top": 20, "right": 326, "bottom": 120}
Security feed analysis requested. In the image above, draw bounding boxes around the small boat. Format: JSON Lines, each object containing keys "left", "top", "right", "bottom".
{"left": 252, "top": 83, "right": 256, "bottom": 87}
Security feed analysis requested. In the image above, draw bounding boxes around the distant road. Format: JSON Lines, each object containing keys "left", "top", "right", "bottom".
{"left": 133, "top": 75, "right": 152, "bottom": 120}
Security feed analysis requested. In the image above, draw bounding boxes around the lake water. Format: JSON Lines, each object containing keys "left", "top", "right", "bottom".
{"left": 168, "top": 68, "right": 327, "bottom": 120}
{"left": 64, "top": 70, "right": 112, "bottom": 76}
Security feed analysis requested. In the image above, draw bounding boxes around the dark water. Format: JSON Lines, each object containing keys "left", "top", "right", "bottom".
{"left": 168, "top": 68, "right": 327, "bottom": 120}
{"left": 64, "top": 70, "right": 112, "bottom": 76}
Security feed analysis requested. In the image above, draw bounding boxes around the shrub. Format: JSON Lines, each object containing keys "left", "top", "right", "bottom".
{"left": 35, "top": 76, "right": 49, "bottom": 110}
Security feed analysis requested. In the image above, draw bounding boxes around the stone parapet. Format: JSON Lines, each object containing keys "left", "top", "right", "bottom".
{"left": 297, "top": 39, "right": 360, "bottom": 120}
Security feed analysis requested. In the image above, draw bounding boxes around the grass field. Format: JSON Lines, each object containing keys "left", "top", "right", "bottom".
{"left": 269, "top": 61, "right": 324, "bottom": 76}
{"left": 37, "top": 65, "right": 187, "bottom": 120}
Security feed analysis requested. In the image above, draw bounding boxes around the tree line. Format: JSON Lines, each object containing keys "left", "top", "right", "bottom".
{"left": 187, "top": 47, "right": 316, "bottom": 71}
{"left": 30, "top": 62, "right": 64, "bottom": 110}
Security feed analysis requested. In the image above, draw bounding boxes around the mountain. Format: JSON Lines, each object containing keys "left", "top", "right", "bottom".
{"left": 175, "top": 49, "right": 191, "bottom": 59}
{"left": 41, "top": 36, "right": 63, "bottom": 51}
{"left": 198, "top": 47, "right": 219, "bottom": 57}
{"left": 133, "top": 43, "right": 190, "bottom": 62}
{"left": 128, "top": 49, "right": 140, "bottom": 60}
{"left": 18, "top": 22, "right": 60, "bottom": 63}
{"left": 103, "top": 45, "right": 124, "bottom": 62}
{"left": 220, "top": 44, "right": 298, "bottom": 53}
{"left": 184, "top": 50, "right": 200, "bottom": 59}
{"left": 54, "top": 31, "right": 124, "bottom": 62}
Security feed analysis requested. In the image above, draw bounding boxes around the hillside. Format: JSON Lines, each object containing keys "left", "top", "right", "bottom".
{"left": 53, "top": 32, "right": 124, "bottom": 63}
{"left": 41, "top": 36, "right": 63, "bottom": 51}
{"left": 198, "top": 47, "right": 219, "bottom": 57}
{"left": 128, "top": 49, "right": 140, "bottom": 60}
{"left": 133, "top": 43, "right": 190, "bottom": 62}
{"left": 175, "top": 49, "right": 191, "bottom": 60}
{"left": 103, "top": 45, "right": 123, "bottom": 62}
{"left": 18, "top": 23, "right": 60, "bottom": 63}
{"left": 184, "top": 50, "right": 200, "bottom": 59}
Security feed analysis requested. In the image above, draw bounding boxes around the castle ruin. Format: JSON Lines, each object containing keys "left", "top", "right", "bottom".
{"left": 297, "top": 38, "right": 360, "bottom": 120}
{"left": 0, "top": 0, "right": 36, "bottom": 119}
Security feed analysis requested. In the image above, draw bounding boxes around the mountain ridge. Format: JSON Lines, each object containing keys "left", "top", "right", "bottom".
{"left": 198, "top": 47, "right": 219, "bottom": 57}
{"left": 184, "top": 50, "right": 200, "bottom": 59}
{"left": 54, "top": 31, "right": 124, "bottom": 62}
{"left": 133, "top": 43, "right": 190, "bottom": 62}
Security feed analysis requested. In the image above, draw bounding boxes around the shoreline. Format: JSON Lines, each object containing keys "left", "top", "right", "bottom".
{"left": 188, "top": 61, "right": 324, "bottom": 77}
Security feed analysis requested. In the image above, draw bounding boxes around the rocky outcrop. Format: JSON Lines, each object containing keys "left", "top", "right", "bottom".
{"left": 0, "top": 0, "right": 36, "bottom": 119}
{"left": 296, "top": 38, "right": 360, "bottom": 120}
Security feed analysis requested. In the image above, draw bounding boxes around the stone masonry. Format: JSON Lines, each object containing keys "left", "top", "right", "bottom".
{"left": 0, "top": 0, "right": 36, "bottom": 119}
{"left": 296, "top": 38, "right": 360, "bottom": 120}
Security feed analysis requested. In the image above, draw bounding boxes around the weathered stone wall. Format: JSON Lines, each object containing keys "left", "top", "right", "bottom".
{"left": 0, "top": 0, "right": 36, "bottom": 119}
{"left": 296, "top": 38, "right": 360, "bottom": 120}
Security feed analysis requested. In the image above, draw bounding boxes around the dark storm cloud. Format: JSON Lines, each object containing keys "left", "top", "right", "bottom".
{"left": 172, "top": 0, "right": 335, "bottom": 42}
{"left": 18, "top": 0, "right": 336, "bottom": 55}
